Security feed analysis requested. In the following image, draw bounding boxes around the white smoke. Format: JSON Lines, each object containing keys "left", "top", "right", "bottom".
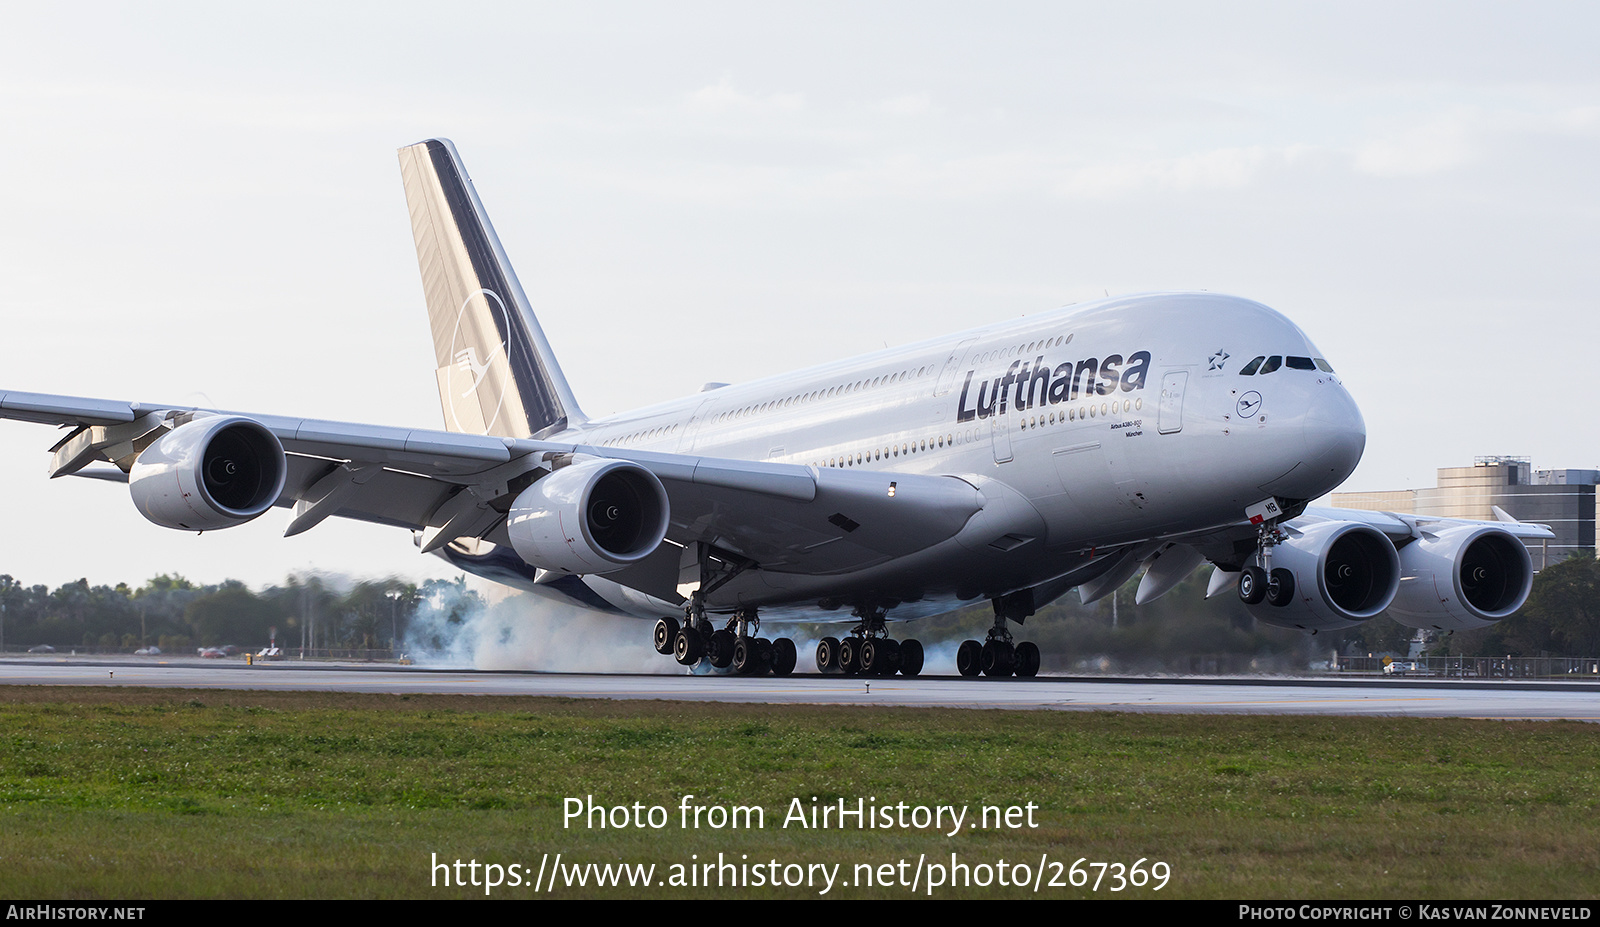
{"left": 400, "top": 582, "right": 964, "bottom": 675}
{"left": 402, "top": 584, "right": 680, "bottom": 673}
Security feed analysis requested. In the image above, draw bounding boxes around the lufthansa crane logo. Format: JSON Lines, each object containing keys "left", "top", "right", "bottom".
{"left": 445, "top": 288, "right": 511, "bottom": 433}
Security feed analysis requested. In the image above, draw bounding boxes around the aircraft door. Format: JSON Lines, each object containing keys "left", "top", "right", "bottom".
{"left": 676, "top": 399, "right": 716, "bottom": 453}
{"left": 991, "top": 412, "right": 1014, "bottom": 464}
{"left": 1158, "top": 371, "right": 1188, "bottom": 435}
{"left": 934, "top": 337, "right": 979, "bottom": 398}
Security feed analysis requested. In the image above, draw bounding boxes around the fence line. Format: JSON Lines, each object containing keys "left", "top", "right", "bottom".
{"left": 1338, "top": 654, "right": 1600, "bottom": 678}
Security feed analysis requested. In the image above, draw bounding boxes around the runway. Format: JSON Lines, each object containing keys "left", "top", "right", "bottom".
{"left": 2, "top": 657, "right": 1598, "bottom": 719}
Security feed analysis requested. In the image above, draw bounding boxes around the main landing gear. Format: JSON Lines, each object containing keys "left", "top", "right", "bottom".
{"left": 955, "top": 592, "right": 1041, "bottom": 678}
{"left": 653, "top": 604, "right": 797, "bottom": 677}
{"left": 1237, "top": 519, "right": 1295, "bottom": 608}
{"left": 815, "top": 605, "right": 925, "bottom": 677}
{"left": 650, "top": 546, "right": 795, "bottom": 676}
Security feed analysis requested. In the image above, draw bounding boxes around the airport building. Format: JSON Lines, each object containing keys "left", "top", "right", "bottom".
{"left": 1331, "top": 456, "right": 1597, "bottom": 569}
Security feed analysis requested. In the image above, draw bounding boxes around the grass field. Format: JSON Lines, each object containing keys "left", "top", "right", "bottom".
{"left": 0, "top": 686, "right": 1596, "bottom": 899}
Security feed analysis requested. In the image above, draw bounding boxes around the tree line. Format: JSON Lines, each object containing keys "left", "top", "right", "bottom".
{"left": 0, "top": 573, "right": 481, "bottom": 655}
{"left": 3, "top": 551, "right": 1596, "bottom": 659}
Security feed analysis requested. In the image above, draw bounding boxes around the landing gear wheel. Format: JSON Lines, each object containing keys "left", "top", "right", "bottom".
{"left": 1015, "top": 641, "right": 1041, "bottom": 677}
{"left": 981, "top": 639, "right": 1016, "bottom": 677}
{"left": 708, "top": 629, "right": 736, "bottom": 668}
{"left": 732, "top": 637, "right": 758, "bottom": 675}
{"left": 876, "top": 638, "right": 901, "bottom": 677}
{"left": 653, "top": 617, "right": 680, "bottom": 655}
{"left": 771, "top": 638, "right": 797, "bottom": 676}
{"left": 859, "top": 638, "right": 880, "bottom": 675}
{"left": 1267, "top": 568, "right": 1296, "bottom": 607}
{"left": 838, "top": 637, "right": 862, "bottom": 675}
{"left": 1238, "top": 566, "right": 1268, "bottom": 605}
{"left": 956, "top": 639, "right": 983, "bottom": 677}
{"left": 755, "top": 638, "right": 774, "bottom": 672}
{"left": 673, "top": 626, "right": 703, "bottom": 665}
{"left": 899, "top": 639, "right": 925, "bottom": 677}
{"left": 816, "top": 637, "right": 841, "bottom": 674}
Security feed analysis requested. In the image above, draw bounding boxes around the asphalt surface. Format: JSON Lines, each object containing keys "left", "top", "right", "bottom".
{"left": 2, "top": 656, "right": 1597, "bottom": 718}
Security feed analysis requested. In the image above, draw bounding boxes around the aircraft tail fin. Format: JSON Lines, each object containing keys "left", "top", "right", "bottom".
{"left": 398, "top": 138, "right": 586, "bottom": 438}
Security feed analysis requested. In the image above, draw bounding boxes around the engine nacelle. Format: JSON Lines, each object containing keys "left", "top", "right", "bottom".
{"left": 1248, "top": 521, "right": 1401, "bottom": 632}
{"left": 1387, "top": 525, "right": 1533, "bottom": 631}
{"left": 507, "top": 458, "right": 670, "bottom": 574}
{"left": 129, "top": 416, "right": 288, "bottom": 531}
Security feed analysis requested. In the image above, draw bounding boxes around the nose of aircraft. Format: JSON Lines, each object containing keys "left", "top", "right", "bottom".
{"left": 1298, "top": 384, "right": 1366, "bottom": 492}
{"left": 1257, "top": 382, "right": 1367, "bottom": 499}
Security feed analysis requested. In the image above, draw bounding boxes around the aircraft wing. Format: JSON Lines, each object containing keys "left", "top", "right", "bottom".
{"left": 1289, "top": 505, "right": 1555, "bottom": 542}
{"left": 0, "top": 389, "right": 986, "bottom": 577}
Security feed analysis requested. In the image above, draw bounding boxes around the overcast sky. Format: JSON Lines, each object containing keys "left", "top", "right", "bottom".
{"left": 1, "top": 2, "right": 1596, "bottom": 589}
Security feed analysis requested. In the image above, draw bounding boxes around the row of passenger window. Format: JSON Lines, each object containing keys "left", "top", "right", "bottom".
{"left": 715, "top": 365, "right": 934, "bottom": 425}
{"left": 1239, "top": 355, "right": 1334, "bottom": 375}
{"left": 597, "top": 424, "right": 678, "bottom": 447}
{"left": 718, "top": 330, "right": 1075, "bottom": 427}
{"left": 812, "top": 432, "right": 968, "bottom": 469}
{"left": 605, "top": 333, "right": 1080, "bottom": 452}
{"left": 809, "top": 397, "right": 1142, "bottom": 468}
{"left": 969, "top": 333, "right": 1071, "bottom": 367}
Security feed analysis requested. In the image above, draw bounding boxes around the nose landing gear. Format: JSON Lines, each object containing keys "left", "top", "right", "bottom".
{"left": 1238, "top": 512, "right": 1296, "bottom": 608}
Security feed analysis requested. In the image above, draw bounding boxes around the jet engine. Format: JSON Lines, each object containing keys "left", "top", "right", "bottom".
{"left": 507, "top": 458, "right": 670, "bottom": 574}
{"left": 129, "top": 416, "right": 288, "bottom": 531}
{"left": 1386, "top": 525, "right": 1533, "bottom": 631}
{"left": 1246, "top": 521, "right": 1401, "bottom": 632}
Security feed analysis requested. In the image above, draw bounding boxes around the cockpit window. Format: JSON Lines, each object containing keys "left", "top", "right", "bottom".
{"left": 1240, "top": 356, "right": 1265, "bottom": 376}
{"left": 1286, "top": 356, "right": 1315, "bottom": 370}
{"left": 1260, "top": 356, "right": 1283, "bottom": 374}
{"left": 1314, "top": 358, "right": 1334, "bottom": 373}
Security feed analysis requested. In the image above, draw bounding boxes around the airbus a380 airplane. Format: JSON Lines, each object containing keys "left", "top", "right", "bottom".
{"left": 0, "top": 140, "right": 1551, "bottom": 678}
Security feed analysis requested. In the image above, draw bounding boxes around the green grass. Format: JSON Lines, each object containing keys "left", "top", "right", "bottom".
{"left": 0, "top": 687, "right": 1596, "bottom": 898}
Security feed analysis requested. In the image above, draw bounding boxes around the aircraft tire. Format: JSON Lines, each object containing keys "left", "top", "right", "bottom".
{"left": 899, "top": 639, "right": 925, "bottom": 677}
{"left": 653, "top": 617, "right": 679, "bottom": 655}
{"left": 674, "top": 626, "right": 703, "bottom": 665}
{"left": 1267, "top": 568, "right": 1296, "bottom": 607}
{"left": 772, "top": 638, "right": 797, "bottom": 676}
{"left": 709, "top": 629, "right": 736, "bottom": 668}
{"left": 877, "top": 638, "right": 901, "bottom": 676}
{"left": 1238, "top": 566, "right": 1268, "bottom": 605}
{"left": 1015, "top": 641, "right": 1041, "bottom": 677}
{"left": 956, "top": 639, "right": 983, "bottom": 677}
{"left": 732, "top": 637, "right": 757, "bottom": 674}
{"left": 816, "top": 637, "right": 841, "bottom": 674}
{"left": 981, "top": 640, "right": 1015, "bottom": 677}
{"left": 838, "top": 637, "right": 862, "bottom": 675}
{"left": 859, "top": 639, "right": 879, "bottom": 675}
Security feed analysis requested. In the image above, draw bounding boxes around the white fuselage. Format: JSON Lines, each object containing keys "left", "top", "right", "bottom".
{"left": 530, "top": 292, "right": 1365, "bottom": 621}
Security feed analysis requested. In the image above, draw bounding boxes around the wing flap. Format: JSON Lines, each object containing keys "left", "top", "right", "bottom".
{"left": 279, "top": 456, "right": 460, "bottom": 532}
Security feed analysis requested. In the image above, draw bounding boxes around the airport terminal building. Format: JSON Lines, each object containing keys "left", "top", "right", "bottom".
{"left": 1331, "top": 457, "right": 1597, "bottom": 570}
